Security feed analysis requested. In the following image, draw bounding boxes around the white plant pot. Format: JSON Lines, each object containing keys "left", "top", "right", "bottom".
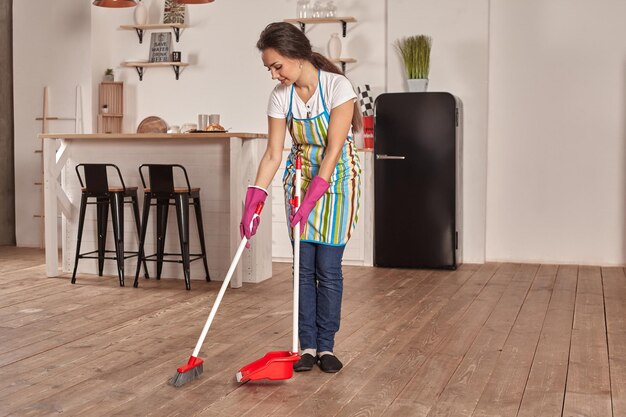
{"left": 407, "top": 78, "right": 429, "bottom": 92}
{"left": 134, "top": 0, "right": 148, "bottom": 25}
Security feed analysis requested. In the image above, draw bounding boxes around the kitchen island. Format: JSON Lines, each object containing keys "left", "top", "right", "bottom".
{"left": 39, "top": 132, "right": 270, "bottom": 288}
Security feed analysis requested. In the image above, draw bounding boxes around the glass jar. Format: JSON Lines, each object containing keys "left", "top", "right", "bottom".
{"left": 325, "top": 1, "right": 336, "bottom": 18}
{"left": 296, "top": 0, "right": 310, "bottom": 18}
{"left": 312, "top": 1, "right": 323, "bottom": 18}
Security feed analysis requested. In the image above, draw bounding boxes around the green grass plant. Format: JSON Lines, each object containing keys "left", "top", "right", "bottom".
{"left": 395, "top": 35, "right": 432, "bottom": 79}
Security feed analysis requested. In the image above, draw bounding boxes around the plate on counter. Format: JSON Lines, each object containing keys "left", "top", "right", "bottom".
{"left": 188, "top": 129, "right": 229, "bottom": 133}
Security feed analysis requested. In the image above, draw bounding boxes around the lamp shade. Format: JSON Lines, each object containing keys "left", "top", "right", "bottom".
{"left": 93, "top": 0, "right": 137, "bottom": 7}
{"left": 175, "top": 0, "right": 215, "bottom": 3}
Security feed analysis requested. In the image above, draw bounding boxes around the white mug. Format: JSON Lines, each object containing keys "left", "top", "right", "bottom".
{"left": 198, "top": 114, "right": 208, "bottom": 130}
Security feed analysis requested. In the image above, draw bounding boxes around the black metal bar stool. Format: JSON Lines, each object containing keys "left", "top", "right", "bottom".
{"left": 72, "top": 164, "right": 148, "bottom": 286}
{"left": 134, "top": 164, "right": 211, "bottom": 290}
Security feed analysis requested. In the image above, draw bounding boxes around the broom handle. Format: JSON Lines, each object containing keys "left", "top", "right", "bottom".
{"left": 292, "top": 156, "right": 301, "bottom": 354}
{"left": 191, "top": 203, "right": 264, "bottom": 358}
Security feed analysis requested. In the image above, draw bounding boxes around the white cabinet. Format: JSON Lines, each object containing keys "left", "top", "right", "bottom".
{"left": 271, "top": 150, "right": 373, "bottom": 266}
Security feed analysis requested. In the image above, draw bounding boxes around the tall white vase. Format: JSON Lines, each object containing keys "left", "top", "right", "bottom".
{"left": 407, "top": 79, "right": 429, "bottom": 92}
{"left": 328, "top": 33, "right": 342, "bottom": 59}
{"left": 134, "top": 0, "right": 148, "bottom": 25}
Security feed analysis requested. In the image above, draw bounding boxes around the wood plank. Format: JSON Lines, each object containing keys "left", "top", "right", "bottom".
{"left": 515, "top": 265, "right": 578, "bottom": 417}
{"left": 426, "top": 264, "right": 547, "bottom": 417}
{"left": 376, "top": 264, "right": 517, "bottom": 417}
{"left": 331, "top": 263, "right": 504, "bottom": 417}
{"left": 601, "top": 266, "right": 626, "bottom": 417}
{"left": 2, "top": 247, "right": 624, "bottom": 417}
{"left": 470, "top": 264, "right": 558, "bottom": 417}
{"left": 562, "top": 266, "right": 612, "bottom": 417}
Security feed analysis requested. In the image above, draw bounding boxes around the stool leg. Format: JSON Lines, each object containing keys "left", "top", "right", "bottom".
{"left": 110, "top": 193, "right": 125, "bottom": 287}
{"left": 71, "top": 194, "right": 88, "bottom": 284}
{"left": 175, "top": 194, "right": 191, "bottom": 290}
{"left": 96, "top": 197, "right": 109, "bottom": 277}
{"left": 131, "top": 194, "right": 149, "bottom": 278}
{"left": 193, "top": 196, "right": 211, "bottom": 282}
{"left": 156, "top": 198, "right": 169, "bottom": 280}
{"left": 134, "top": 195, "right": 151, "bottom": 288}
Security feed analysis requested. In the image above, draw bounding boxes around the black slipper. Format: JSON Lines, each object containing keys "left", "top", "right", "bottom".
{"left": 293, "top": 353, "right": 317, "bottom": 372}
{"left": 318, "top": 354, "right": 343, "bottom": 373}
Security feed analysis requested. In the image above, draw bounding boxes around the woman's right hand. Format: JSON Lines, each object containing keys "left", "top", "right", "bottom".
{"left": 240, "top": 186, "right": 268, "bottom": 242}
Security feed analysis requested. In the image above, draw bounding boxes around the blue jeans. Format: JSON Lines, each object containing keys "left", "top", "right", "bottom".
{"left": 297, "top": 241, "right": 345, "bottom": 353}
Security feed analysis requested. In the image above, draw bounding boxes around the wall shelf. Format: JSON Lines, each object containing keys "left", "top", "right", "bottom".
{"left": 120, "top": 23, "right": 188, "bottom": 43}
{"left": 283, "top": 17, "right": 356, "bottom": 37}
{"left": 330, "top": 58, "right": 356, "bottom": 72}
{"left": 122, "top": 62, "right": 189, "bottom": 81}
{"left": 98, "top": 82, "right": 123, "bottom": 134}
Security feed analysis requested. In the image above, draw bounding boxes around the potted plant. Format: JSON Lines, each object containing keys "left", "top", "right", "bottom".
{"left": 395, "top": 35, "right": 432, "bottom": 92}
{"left": 104, "top": 68, "right": 114, "bottom": 82}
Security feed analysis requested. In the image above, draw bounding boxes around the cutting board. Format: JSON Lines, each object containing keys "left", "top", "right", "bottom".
{"left": 137, "top": 116, "right": 167, "bottom": 133}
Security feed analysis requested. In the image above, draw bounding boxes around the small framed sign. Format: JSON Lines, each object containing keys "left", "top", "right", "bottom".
{"left": 163, "top": 0, "right": 186, "bottom": 24}
{"left": 149, "top": 32, "right": 172, "bottom": 63}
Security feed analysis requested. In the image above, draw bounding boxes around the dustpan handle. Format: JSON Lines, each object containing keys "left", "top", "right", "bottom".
{"left": 191, "top": 202, "right": 264, "bottom": 358}
{"left": 292, "top": 156, "right": 301, "bottom": 354}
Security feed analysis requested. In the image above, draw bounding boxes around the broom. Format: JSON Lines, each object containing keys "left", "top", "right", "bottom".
{"left": 169, "top": 202, "right": 264, "bottom": 387}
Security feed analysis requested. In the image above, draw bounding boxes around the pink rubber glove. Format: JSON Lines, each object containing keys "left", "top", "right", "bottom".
{"left": 240, "top": 186, "right": 268, "bottom": 243}
{"left": 290, "top": 176, "right": 330, "bottom": 229}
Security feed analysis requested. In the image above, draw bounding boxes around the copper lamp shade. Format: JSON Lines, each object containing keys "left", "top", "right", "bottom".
{"left": 93, "top": 0, "right": 137, "bottom": 7}
{"left": 175, "top": 0, "right": 215, "bottom": 3}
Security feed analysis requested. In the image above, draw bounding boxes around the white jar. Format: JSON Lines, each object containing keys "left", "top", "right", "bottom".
{"left": 328, "top": 33, "right": 342, "bottom": 59}
{"left": 134, "top": 0, "right": 148, "bottom": 25}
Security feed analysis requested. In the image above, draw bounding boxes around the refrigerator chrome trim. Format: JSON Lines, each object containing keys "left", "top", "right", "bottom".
{"left": 375, "top": 154, "right": 405, "bottom": 160}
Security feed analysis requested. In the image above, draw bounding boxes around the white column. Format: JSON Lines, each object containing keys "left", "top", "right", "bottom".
{"left": 43, "top": 138, "right": 59, "bottom": 277}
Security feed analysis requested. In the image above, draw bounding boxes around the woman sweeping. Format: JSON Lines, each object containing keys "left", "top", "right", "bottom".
{"left": 240, "top": 22, "right": 362, "bottom": 373}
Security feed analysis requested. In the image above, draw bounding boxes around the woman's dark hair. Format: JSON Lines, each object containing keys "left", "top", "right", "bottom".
{"left": 257, "top": 22, "right": 362, "bottom": 133}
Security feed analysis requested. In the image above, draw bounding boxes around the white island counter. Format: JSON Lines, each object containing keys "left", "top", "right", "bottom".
{"left": 39, "top": 132, "right": 271, "bottom": 288}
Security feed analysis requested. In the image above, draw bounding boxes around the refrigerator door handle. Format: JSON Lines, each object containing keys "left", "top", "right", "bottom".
{"left": 376, "top": 154, "right": 406, "bottom": 160}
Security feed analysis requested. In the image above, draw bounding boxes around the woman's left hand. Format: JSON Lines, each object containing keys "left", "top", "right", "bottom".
{"left": 290, "top": 176, "right": 330, "bottom": 228}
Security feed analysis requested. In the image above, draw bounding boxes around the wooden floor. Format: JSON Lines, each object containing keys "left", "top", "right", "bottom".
{"left": 1, "top": 247, "right": 624, "bottom": 417}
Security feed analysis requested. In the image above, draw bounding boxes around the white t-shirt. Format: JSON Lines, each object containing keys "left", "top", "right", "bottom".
{"left": 267, "top": 70, "right": 357, "bottom": 135}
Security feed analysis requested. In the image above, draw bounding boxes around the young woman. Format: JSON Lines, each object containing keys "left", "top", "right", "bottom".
{"left": 240, "top": 22, "right": 362, "bottom": 373}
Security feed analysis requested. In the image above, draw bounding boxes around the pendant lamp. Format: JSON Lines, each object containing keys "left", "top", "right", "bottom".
{"left": 93, "top": 0, "right": 137, "bottom": 7}
{"left": 175, "top": 0, "right": 214, "bottom": 4}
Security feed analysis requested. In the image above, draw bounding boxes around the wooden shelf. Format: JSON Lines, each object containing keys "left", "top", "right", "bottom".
{"left": 98, "top": 82, "right": 123, "bottom": 134}
{"left": 122, "top": 62, "right": 189, "bottom": 81}
{"left": 283, "top": 17, "right": 356, "bottom": 37}
{"left": 120, "top": 23, "right": 188, "bottom": 43}
{"left": 330, "top": 57, "right": 356, "bottom": 72}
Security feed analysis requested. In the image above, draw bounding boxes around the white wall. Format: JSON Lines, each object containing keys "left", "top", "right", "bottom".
{"left": 90, "top": 0, "right": 386, "bottom": 135}
{"left": 486, "top": 0, "right": 626, "bottom": 265}
{"left": 13, "top": 0, "right": 92, "bottom": 247}
{"left": 20, "top": 1, "right": 624, "bottom": 266}
{"left": 387, "top": 0, "right": 490, "bottom": 264}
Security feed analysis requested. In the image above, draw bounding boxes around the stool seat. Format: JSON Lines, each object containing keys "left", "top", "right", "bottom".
{"left": 81, "top": 186, "right": 138, "bottom": 193}
{"left": 135, "top": 164, "right": 210, "bottom": 290}
{"left": 144, "top": 187, "right": 200, "bottom": 193}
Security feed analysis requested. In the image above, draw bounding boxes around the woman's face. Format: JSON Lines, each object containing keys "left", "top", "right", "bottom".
{"left": 261, "top": 48, "right": 301, "bottom": 86}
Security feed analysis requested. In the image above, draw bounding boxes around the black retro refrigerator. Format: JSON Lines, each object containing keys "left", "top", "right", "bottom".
{"left": 374, "top": 92, "right": 462, "bottom": 269}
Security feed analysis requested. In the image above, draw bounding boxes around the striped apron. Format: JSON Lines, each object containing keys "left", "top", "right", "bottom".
{"left": 283, "top": 70, "right": 361, "bottom": 245}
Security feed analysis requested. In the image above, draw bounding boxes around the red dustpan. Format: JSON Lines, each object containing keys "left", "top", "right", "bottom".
{"left": 236, "top": 156, "right": 303, "bottom": 383}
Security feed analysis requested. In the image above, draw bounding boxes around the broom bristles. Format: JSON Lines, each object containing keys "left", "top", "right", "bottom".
{"left": 169, "top": 356, "right": 204, "bottom": 387}
{"left": 169, "top": 363, "right": 204, "bottom": 387}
